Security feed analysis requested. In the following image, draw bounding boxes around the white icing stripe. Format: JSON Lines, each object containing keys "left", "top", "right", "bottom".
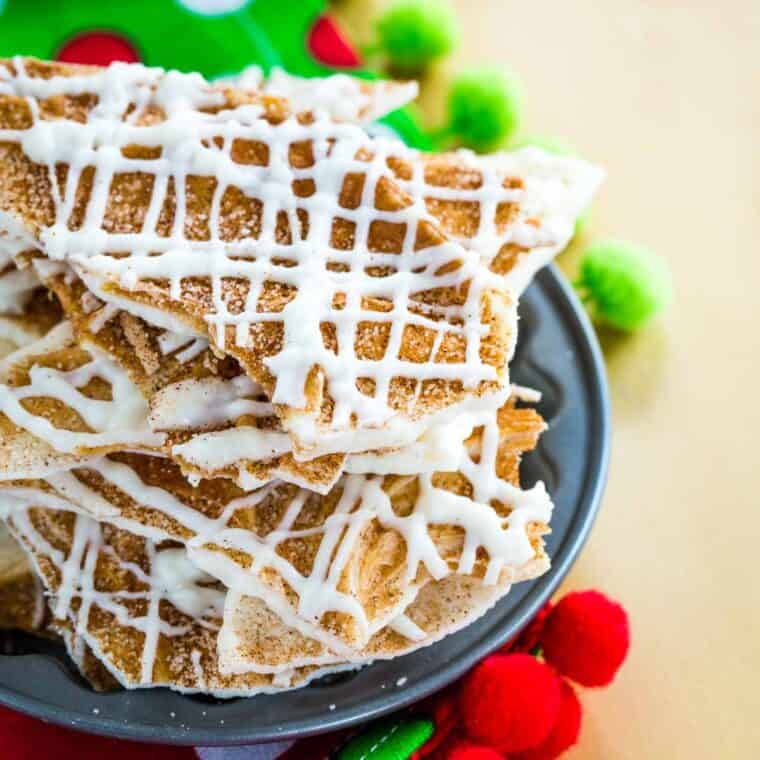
{"left": 227, "top": 66, "right": 418, "bottom": 124}
{"left": 155, "top": 330, "right": 209, "bottom": 361}
{"left": 387, "top": 613, "right": 427, "bottom": 643}
{"left": 148, "top": 374, "right": 270, "bottom": 432}
{"left": 174, "top": 337, "right": 208, "bottom": 363}
{"left": 0, "top": 335, "right": 165, "bottom": 453}
{"left": 156, "top": 330, "right": 193, "bottom": 356}
{"left": 87, "top": 302, "right": 118, "bottom": 333}
{"left": 172, "top": 427, "right": 291, "bottom": 470}
{"left": 153, "top": 547, "right": 225, "bottom": 622}
{"left": 345, "top": 397, "right": 505, "bottom": 475}
{"left": 0, "top": 265, "right": 38, "bottom": 314}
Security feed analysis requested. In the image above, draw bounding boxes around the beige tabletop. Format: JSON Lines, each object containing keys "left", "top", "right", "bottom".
{"left": 337, "top": 1, "right": 760, "bottom": 756}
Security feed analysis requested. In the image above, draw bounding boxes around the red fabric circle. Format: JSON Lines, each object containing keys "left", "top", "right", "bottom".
{"left": 307, "top": 14, "right": 361, "bottom": 68}
{"left": 56, "top": 32, "right": 140, "bottom": 67}
{"left": 541, "top": 590, "right": 630, "bottom": 687}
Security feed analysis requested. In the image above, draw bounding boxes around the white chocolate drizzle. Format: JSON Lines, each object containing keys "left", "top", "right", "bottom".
{"left": 228, "top": 66, "right": 418, "bottom": 124}
{"left": 0, "top": 398, "right": 552, "bottom": 653}
{"left": 0, "top": 57, "right": 509, "bottom": 450}
{"left": 0, "top": 330, "right": 164, "bottom": 454}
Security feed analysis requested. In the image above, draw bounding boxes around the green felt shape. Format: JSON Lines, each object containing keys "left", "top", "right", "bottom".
{"left": 576, "top": 240, "right": 673, "bottom": 331}
{"left": 338, "top": 716, "right": 434, "bottom": 760}
{"left": 375, "top": 0, "right": 457, "bottom": 76}
{"left": 0, "top": 0, "right": 430, "bottom": 148}
{"left": 0, "top": 0, "right": 327, "bottom": 77}
{"left": 446, "top": 67, "right": 522, "bottom": 152}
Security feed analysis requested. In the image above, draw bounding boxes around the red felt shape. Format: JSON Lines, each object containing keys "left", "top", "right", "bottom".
{"left": 307, "top": 14, "right": 361, "bottom": 68}
{"left": 57, "top": 31, "right": 140, "bottom": 66}
{"left": 541, "top": 590, "right": 630, "bottom": 687}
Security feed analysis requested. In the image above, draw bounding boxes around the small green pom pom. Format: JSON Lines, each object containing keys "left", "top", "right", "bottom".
{"left": 446, "top": 67, "right": 522, "bottom": 152}
{"left": 376, "top": 0, "right": 458, "bottom": 76}
{"left": 337, "top": 716, "right": 434, "bottom": 760}
{"left": 576, "top": 240, "right": 672, "bottom": 331}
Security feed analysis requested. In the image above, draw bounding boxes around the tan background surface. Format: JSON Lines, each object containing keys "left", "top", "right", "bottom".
{"left": 336, "top": 1, "right": 760, "bottom": 757}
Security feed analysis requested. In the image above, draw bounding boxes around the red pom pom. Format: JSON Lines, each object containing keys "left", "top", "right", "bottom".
{"left": 512, "top": 679, "right": 582, "bottom": 760}
{"left": 541, "top": 590, "right": 630, "bottom": 687}
{"left": 460, "top": 654, "right": 560, "bottom": 753}
{"left": 446, "top": 740, "right": 505, "bottom": 760}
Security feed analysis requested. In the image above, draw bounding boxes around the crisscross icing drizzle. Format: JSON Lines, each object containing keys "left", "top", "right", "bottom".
{"left": 0, "top": 395, "right": 551, "bottom": 653}
{"left": 0, "top": 58, "right": 512, "bottom": 454}
{"left": 0, "top": 322, "right": 346, "bottom": 492}
{"left": 4, "top": 505, "right": 359, "bottom": 695}
{"left": 0, "top": 322, "right": 163, "bottom": 454}
{"left": 7, "top": 506, "right": 219, "bottom": 686}
{"left": 387, "top": 146, "right": 604, "bottom": 293}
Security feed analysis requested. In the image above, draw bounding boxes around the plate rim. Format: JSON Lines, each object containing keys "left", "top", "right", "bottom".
{"left": 0, "top": 264, "right": 611, "bottom": 745}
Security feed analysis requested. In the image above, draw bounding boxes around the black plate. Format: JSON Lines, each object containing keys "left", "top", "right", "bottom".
{"left": 0, "top": 264, "right": 610, "bottom": 745}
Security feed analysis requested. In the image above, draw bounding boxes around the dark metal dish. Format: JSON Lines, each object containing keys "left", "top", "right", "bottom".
{"left": 0, "top": 264, "right": 610, "bottom": 746}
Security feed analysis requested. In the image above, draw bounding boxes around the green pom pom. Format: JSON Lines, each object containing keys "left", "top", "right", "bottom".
{"left": 576, "top": 240, "right": 672, "bottom": 331}
{"left": 447, "top": 67, "right": 522, "bottom": 152}
{"left": 337, "top": 716, "right": 434, "bottom": 760}
{"left": 376, "top": 0, "right": 458, "bottom": 76}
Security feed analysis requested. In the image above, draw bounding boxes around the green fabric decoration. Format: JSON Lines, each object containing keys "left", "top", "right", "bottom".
{"left": 374, "top": 0, "right": 458, "bottom": 76}
{"left": 338, "top": 716, "right": 434, "bottom": 760}
{"left": 0, "top": 0, "right": 327, "bottom": 78}
{"left": 0, "top": 0, "right": 431, "bottom": 148}
{"left": 576, "top": 240, "right": 672, "bottom": 331}
{"left": 442, "top": 67, "right": 522, "bottom": 152}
